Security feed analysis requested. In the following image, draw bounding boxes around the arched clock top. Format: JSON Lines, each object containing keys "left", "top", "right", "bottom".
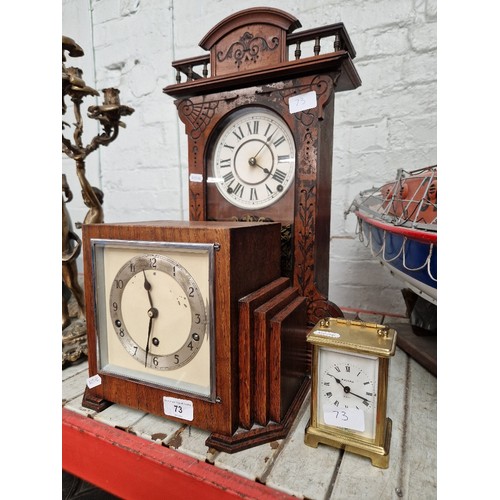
{"left": 164, "top": 9, "right": 360, "bottom": 98}
{"left": 199, "top": 7, "right": 301, "bottom": 76}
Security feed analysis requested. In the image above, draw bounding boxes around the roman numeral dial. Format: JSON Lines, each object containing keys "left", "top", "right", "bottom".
{"left": 211, "top": 107, "right": 295, "bottom": 209}
{"left": 318, "top": 348, "right": 379, "bottom": 440}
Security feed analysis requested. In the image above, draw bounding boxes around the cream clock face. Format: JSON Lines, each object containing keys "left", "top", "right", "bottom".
{"left": 210, "top": 107, "right": 296, "bottom": 209}
{"left": 92, "top": 239, "right": 215, "bottom": 400}
{"left": 317, "top": 347, "right": 379, "bottom": 440}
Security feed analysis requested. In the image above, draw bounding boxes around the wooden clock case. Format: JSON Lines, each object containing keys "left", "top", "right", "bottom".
{"left": 82, "top": 220, "right": 311, "bottom": 452}
{"left": 164, "top": 7, "right": 361, "bottom": 325}
{"left": 82, "top": 221, "right": 280, "bottom": 435}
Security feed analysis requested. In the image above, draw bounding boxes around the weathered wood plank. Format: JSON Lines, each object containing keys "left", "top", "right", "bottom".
{"left": 64, "top": 394, "right": 97, "bottom": 418}
{"left": 330, "top": 348, "right": 410, "bottom": 499}
{"left": 264, "top": 391, "right": 342, "bottom": 499}
{"left": 62, "top": 366, "right": 90, "bottom": 403}
{"left": 165, "top": 424, "right": 215, "bottom": 463}
{"left": 402, "top": 358, "right": 437, "bottom": 498}
{"left": 128, "top": 413, "right": 183, "bottom": 444}
{"left": 62, "top": 360, "right": 88, "bottom": 382}
{"left": 93, "top": 403, "right": 146, "bottom": 429}
{"left": 214, "top": 434, "right": 282, "bottom": 482}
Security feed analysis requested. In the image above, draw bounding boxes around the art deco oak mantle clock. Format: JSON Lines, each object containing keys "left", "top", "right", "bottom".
{"left": 82, "top": 220, "right": 312, "bottom": 452}
{"left": 163, "top": 7, "right": 361, "bottom": 325}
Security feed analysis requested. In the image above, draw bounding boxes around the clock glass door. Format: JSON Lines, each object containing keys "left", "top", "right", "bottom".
{"left": 92, "top": 239, "right": 216, "bottom": 400}
{"left": 206, "top": 106, "right": 296, "bottom": 222}
{"left": 317, "top": 347, "right": 379, "bottom": 440}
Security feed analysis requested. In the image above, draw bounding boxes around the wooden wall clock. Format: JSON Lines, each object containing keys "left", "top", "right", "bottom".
{"left": 164, "top": 7, "right": 361, "bottom": 324}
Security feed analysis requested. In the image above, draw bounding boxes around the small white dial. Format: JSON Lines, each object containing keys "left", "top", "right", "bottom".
{"left": 211, "top": 107, "right": 295, "bottom": 209}
{"left": 318, "top": 348, "right": 378, "bottom": 439}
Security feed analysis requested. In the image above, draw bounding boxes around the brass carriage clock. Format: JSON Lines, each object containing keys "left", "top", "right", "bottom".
{"left": 163, "top": 7, "right": 361, "bottom": 324}
{"left": 304, "top": 318, "right": 397, "bottom": 468}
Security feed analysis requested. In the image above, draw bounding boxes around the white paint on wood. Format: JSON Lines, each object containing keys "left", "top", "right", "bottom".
{"left": 93, "top": 403, "right": 146, "bottom": 429}
{"left": 265, "top": 392, "right": 343, "bottom": 499}
{"left": 129, "top": 413, "right": 183, "bottom": 444}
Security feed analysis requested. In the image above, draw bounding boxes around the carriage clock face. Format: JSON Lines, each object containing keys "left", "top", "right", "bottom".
{"left": 317, "top": 347, "right": 379, "bottom": 440}
{"left": 210, "top": 107, "right": 296, "bottom": 209}
{"left": 92, "top": 239, "right": 215, "bottom": 400}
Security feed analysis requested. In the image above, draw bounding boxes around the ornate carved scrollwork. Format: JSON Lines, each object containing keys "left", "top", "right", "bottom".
{"left": 177, "top": 98, "right": 220, "bottom": 139}
{"left": 217, "top": 32, "right": 280, "bottom": 68}
{"left": 189, "top": 187, "right": 203, "bottom": 220}
{"left": 295, "top": 185, "right": 316, "bottom": 294}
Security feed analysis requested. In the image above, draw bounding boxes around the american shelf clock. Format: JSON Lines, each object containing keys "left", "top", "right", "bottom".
{"left": 82, "top": 8, "right": 362, "bottom": 453}
{"left": 163, "top": 6, "right": 361, "bottom": 325}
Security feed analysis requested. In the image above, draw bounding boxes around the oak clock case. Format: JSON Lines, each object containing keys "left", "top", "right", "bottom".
{"left": 81, "top": 220, "right": 283, "bottom": 438}
{"left": 304, "top": 318, "right": 397, "bottom": 469}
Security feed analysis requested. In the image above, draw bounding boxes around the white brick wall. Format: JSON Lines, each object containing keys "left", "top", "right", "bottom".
{"left": 62, "top": 0, "right": 437, "bottom": 316}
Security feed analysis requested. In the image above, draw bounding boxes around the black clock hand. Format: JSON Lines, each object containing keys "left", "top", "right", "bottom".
{"left": 144, "top": 306, "right": 158, "bottom": 367}
{"left": 248, "top": 157, "right": 270, "bottom": 174}
{"left": 145, "top": 315, "right": 153, "bottom": 367}
{"left": 333, "top": 376, "right": 371, "bottom": 404}
{"left": 143, "top": 270, "right": 154, "bottom": 308}
{"left": 143, "top": 270, "right": 158, "bottom": 366}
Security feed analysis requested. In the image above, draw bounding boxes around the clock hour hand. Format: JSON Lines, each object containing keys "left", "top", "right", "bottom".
{"left": 248, "top": 157, "right": 270, "bottom": 174}
{"left": 333, "top": 376, "right": 371, "bottom": 404}
{"left": 143, "top": 270, "right": 154, "bottom": 308}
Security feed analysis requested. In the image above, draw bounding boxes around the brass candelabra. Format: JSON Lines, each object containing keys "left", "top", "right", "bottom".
{"left": 62, "top": 35, "right": 134, "bottom": 366}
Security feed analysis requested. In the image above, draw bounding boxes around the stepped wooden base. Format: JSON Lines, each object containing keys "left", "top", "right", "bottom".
{"left": 82, "top": 386, "right": 113, "bottom": 412}
{"left": 206, "top": 376, "right": 310, "bottom": 453}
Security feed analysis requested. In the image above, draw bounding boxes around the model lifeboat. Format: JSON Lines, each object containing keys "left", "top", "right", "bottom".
{"left": 346, "top": 165, "right": 437, "bottom": 305}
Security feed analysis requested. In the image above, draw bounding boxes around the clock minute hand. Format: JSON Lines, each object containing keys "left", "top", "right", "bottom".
{"left": 145, "top": 315, "right": 153, "bottom": 367}
{"left": 144, "top": 306, "right": 158, "bottom": 367}
{"left": 143, "top": 270, "right": 159, "bottom": 367}
{"left": 253, "top": 128, "right": 277, "bottom": 161}
{"left": 347, "top": 390, "right": 371, "bottom": 404}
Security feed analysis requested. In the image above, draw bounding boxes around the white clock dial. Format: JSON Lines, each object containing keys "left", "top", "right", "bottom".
{"left": 211, "top": 107, "right": 295, "bottom": 209}
{"left": 317, "top": 348, "right": 378, "bottom": 440}
{"left": 109, "top": 253, "right": 207, "bottom": 370}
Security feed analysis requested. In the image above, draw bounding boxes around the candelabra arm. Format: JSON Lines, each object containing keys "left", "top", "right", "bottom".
{"left": 71, "top": 97, "right": 85, "bottom": 150}
{"left": 62, "top": 135, "right": 82, "bottom": 160}
{"left": 85, "top": 125, "right": 120, "bottom": 157}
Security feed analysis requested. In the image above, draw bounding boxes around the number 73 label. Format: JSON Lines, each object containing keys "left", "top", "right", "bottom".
{"left": 324, "top": 408, "right": 365, "bottom": 432}
{"left": 163, "top": 396, "right": 194, "bottom": 422}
